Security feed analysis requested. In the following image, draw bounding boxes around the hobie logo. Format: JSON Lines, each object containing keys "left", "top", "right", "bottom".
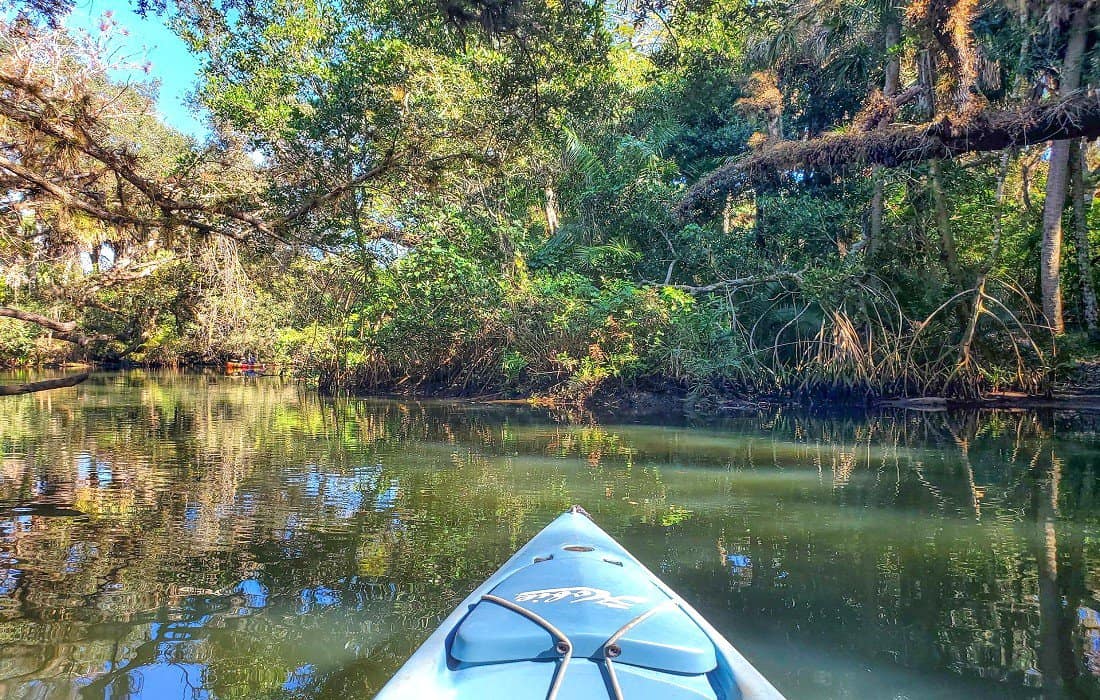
{"left": 514, "top": 587, "right": 646, "bottom": 610}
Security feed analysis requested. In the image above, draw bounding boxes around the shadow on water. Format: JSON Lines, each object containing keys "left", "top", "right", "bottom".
{"left": 0, "top": 370, "right": 1099, "bottom": 698}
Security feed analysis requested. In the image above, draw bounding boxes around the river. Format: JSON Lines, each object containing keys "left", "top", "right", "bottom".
{"left": 0, "top": 370, "right": 1097, "bottom": 698}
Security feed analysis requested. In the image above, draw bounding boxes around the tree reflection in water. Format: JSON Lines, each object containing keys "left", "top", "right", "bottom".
{"left": 0, "top": 371, "right": 1098, "bottom": 698}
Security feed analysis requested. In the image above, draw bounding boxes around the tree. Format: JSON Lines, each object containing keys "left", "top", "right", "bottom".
{"left": 0, "top": 17, "right": 261, "bottom": 360}
{"left": 1039, "top": 0, "right": 1095, "bottom": 334}
{"left": 169, "top": 0, "right": 613, "bottom": 255}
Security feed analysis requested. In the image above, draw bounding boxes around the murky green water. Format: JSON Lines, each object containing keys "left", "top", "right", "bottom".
{"left": 1, "top": 371, "right": 1099, "bottom": 698}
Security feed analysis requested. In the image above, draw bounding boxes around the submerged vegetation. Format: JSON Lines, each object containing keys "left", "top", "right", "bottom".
{"left": 2, "top": 0, "right": 1100, "bottom": 403}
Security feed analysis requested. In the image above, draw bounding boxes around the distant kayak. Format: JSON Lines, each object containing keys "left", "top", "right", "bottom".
{"left": 226, "top": 361, "right": 267, "bottom": 370}
{"left": 226, "top": 361, "right": 271, "bottom": 377}
{"left": 376, "top": 506, "right": 784, "bottom": 699}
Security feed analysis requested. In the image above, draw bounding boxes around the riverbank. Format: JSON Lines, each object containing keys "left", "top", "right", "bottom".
{"left": 334, "top": 373, "right": 1100, "bottom": 415}
{"left": 10, "top": 358, "right": 1100, "bottom": 414}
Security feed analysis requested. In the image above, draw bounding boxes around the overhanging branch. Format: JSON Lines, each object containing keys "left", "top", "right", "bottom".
{"left": 679, "top": 91, "right": 1100, "bottom": 216}
{"left": 0, "top": 306, "right": 109, "bottom": 346}
{"left": 0, "top": 70, "right": 398, "bottom": 244}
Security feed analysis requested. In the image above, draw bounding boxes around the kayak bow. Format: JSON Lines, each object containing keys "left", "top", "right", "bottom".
{"left": 376, "top": 506, "right": 784, "bottom": 699}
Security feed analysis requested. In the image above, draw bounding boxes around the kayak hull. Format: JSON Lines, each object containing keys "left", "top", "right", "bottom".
{"left": 375, "top": 508, "right": 783, "bottom": 699}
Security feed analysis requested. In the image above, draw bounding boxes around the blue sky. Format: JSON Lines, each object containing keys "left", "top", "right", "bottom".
{"left": 64, "top": 0, "right": 208, "bottom": 138}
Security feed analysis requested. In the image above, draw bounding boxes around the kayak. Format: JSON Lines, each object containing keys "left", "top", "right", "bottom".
{"left": 376, "top": 506, "right": 784, "bottom": 699}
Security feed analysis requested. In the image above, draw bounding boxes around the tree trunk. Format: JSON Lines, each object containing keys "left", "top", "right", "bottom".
{"left": 1040, "top": 0, "right": 1093, "bottom": 334}
{"left": 1043, "top": 141, "right": 1072, "bottom": 334}
{"left": 865, "top": 18, "right": 902, "bottom": 259}
{"left": 867, "top": 168, "right": 886, "bottom": 257}
{"left": 722, "top": 192, "right": 733, "bottom": 235}
{"left": 944, "top": 0, "right": 981, "bottom": 115}
{"left": 883, "top": 21, "right": 901, "bottom": 97}
{"left": 1071, "top": 139, "right": 1098, "bottom": 336}
{"left": 916, "top": 47, "right": 937, "bottom": 116}
{"left": 929, "top": 159, "right": 965, "bottom": 288}
{"left": 990, "top": 149, "right": 1013, "bottom": 266}
{"left": 543, "top": 184, "right": 560, "bottom": 237}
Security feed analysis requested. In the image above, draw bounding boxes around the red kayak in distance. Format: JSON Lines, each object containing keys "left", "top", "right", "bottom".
{"left": 226, "top": 361, "right": 268, "bottom": 374}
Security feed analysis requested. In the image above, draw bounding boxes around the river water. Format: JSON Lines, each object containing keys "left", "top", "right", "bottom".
{"left": 0, "top": 371, "right": 1098, "bottom": 698}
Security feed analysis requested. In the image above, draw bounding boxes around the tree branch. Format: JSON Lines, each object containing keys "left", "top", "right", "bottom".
{"left": 0, "top": 306, "right": 104, "bottom": 346}
{"left": 679, "top": 91, "right": 1100, "bottom": 215}
{"left": 0, "top": 373, "right": 89, "bottom": 397}
{"left": 652, "top": 271, "right": 804, "bottom": 294}
{"left": 0, "top": 71, "right": 394, "bottom": 244}
{"left": 0, "top": 155, "right": 152, "bottom": 229}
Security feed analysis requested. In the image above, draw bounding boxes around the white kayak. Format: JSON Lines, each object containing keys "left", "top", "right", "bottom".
{"left": 375, "top": 506, "right": 785, "bottom": 699}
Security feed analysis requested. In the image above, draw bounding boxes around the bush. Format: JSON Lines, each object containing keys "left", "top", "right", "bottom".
{"left": 0, "top": 319, "right": 40, "bottom": 367}
{"left": 326, "top": 246, "right": 751, "bottom": 399}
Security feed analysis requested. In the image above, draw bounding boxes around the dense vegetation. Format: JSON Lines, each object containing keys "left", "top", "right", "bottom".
{"left": 2, "top": 0, "right": 1099, "bottom": 403}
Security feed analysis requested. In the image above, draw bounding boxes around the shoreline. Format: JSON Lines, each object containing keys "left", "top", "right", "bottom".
{"left": 332, "top": 384, "right": 1100, "bottom": 414}
{"left": 9, "top": 363, "right": 1100, "bottom": 413}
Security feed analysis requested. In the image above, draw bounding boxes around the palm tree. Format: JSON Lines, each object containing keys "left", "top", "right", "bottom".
{"left": 745, "top": 0, "right": 903, "bottom": 255}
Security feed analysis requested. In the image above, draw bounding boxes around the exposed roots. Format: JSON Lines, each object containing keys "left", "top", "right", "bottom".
{"left": 729, "top": 273, "right": 1052, "bottom": 401}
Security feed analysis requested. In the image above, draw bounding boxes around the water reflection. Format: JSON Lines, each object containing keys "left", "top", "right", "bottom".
{"left": 0, "top": 371, "right": 1098, "bottom": 698}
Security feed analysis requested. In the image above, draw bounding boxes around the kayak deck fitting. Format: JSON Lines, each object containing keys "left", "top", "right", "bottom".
{"left": 376, "top": 506, "right": 784, "bottom": 699}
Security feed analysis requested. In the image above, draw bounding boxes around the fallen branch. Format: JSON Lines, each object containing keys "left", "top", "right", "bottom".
{"left": 0, "top": 372, "right": 89, "bottom": 396}
{"left": 679, "top": 91, "right": 1100, "bottom": 214}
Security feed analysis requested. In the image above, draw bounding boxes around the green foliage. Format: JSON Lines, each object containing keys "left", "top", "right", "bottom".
{"left": 0, "top": 319, "right": 39, "bottom": 367}
{"left": 309, "top": 223, "right": 752, "bottom": 399}
{"left": 5, "top": 0, "right": 1097, "bottom": 404}
{"left": 359, "top": 242, "right": 501, "bottom": 367}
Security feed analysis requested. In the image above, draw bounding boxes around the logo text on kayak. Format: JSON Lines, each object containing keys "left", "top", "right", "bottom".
{"left": 513, "top": 587, "right": 646, "bottom": 610}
